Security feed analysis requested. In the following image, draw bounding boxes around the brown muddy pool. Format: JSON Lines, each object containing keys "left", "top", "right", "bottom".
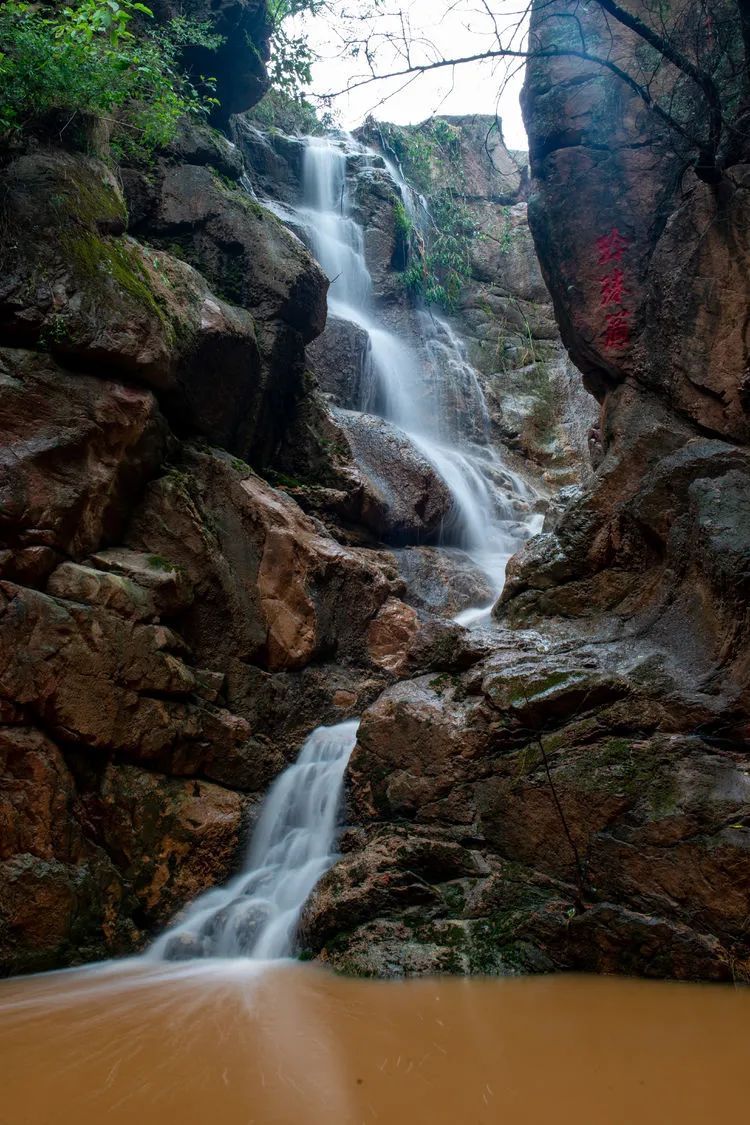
{"left": 0, "top": 961, "right": 748, "bottom": 1124}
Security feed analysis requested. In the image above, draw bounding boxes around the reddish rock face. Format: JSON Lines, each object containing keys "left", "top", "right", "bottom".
{"left": 522, "top": 1, "right": 749, "bottom": 439}
{"left": 499, "top": 3, "right": 750, "bottom": 690}
{"left": 0, "top": 348, "right": 167, "bottom": 567}
{"left": 0, "top": 64, "right": 397, "bottom": 972}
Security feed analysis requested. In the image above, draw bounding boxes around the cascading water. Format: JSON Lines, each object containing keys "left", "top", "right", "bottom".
{"left": 297, "top": 135, "right": 542, "bottom": 611}
{"left": 149, "top": 721, "right": 359, "bottom": 962}
{"left": 150, "top": 135, "right": 544, "bottom": 963}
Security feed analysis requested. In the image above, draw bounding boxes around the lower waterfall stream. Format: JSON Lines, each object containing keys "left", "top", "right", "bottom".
{"left": 149, "top": 721, "right": 359, "bottom": 962}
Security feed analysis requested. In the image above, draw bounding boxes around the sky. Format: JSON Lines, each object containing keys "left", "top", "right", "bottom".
{"left": 294, "top": 1, "right": 530, "bottom": 150}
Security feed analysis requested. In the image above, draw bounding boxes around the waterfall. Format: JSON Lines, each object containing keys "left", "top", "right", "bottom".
{"left": 149, "top": 721, "right": 359, "bottom": 962}
{"left": 299, "top": 135, "right": 542, "bottom": 609}
{"left": 148, "top": 136, "right": 544, "bottom": 966}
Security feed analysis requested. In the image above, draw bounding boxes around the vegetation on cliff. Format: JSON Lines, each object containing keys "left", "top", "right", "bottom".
{"left": 366, "top": 118, "right": 481, "bottom": 311}
{"left": 0, "top": 0, "right": 224, "bottom": 158}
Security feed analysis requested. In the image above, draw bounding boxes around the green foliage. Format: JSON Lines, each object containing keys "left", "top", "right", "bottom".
{"left": 0, "top": 0, "right": 223, "bottom": 159}
{"left": 402, "top": 187, "right": 479, "bottom": 311}
{"left": 374, "top": 117, "right": 479, "bottom": 312}
{"left": 266, "top": 0, "right": 324, "bottom": 99}
{"left": 375, "top": 120, "right": 435, "bottom": 194}
{"left": 247, "top": 87, "right": 332, "bottom": 136}
{"left": 393, "top": 200, "right": 412, "bottom": 239}
{"left": 147, "top": 554, "right": 176, "bottom": 572}
{"left": 499, "top": 206, "right": 514, "bottom": 254}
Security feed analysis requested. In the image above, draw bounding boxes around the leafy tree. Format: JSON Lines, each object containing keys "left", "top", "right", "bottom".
{"left": 266, "top": 0, "right": 326, "bottom": 97}
{"left": 0, "top": 0, "right": 223, "bottom": 158}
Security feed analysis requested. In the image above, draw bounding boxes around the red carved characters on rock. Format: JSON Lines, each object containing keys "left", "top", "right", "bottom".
{"left": 597, "top": 228, "right": 632, "bottom": 351}
{"left": 599, "top": 268, "right": 626, "bottom": 307}
{"left": 596, "top": 228, "right": 628, "bottom": 266}
{"left": 603, "top": 310, "right": 631, "bottom": 350}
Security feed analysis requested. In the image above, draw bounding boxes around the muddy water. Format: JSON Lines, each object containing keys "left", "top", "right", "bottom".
{"left": 1, "top": 962, "right": 747, "bottom": 1125}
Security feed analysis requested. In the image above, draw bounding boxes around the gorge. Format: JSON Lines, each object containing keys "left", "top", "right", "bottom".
{"left": 2, "top": 0, "right": 750, "bottom": 1117}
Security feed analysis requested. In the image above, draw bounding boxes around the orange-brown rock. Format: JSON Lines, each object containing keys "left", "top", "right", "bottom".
{"left": 0, "top": 348, "right": 167, "bottom": 567}
{"left": 366, "top": 599, "right": 421, "bottom": 674}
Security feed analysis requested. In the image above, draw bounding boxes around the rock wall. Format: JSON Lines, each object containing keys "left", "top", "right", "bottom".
{"left": 358, "top": 115, "right": 597, "bottom": 489}
{"left": 507, "top": 0, "right": 750, "bottom": 684}
{"left": 0, "top": 7, "right": 439, "bottom": 974}
{"left": 7, "top": 0, "right": 745, "bottom": 986}
{"left": 5, "top": 52, "right": 540, "bottom": 969}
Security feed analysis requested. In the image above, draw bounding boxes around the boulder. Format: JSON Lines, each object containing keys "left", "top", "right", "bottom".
{"left": 0, "top": 725, "right": 134, "bottom": 974}
{"left": 0, "top": 148, "right": 329, "bottom": 467}
{"left": 307, "top": 313, "right": 372, "bottom": 408}
{"left": 150, "top": 0, "right": 271, "bottom": 121}
{"left": 392, "top": 546, "right": 495, "bottom": 616}
{"left": 91, "top": 765, "right": 249, "bottom": 928}
{"left": 231, "top": 117, "right": 306, "bottom": 203}
{"left": 0, "top": 580, "right": 251, "bottom": 775}
{"left": 301, "top": 629, "right": 750, "bottom": 980}
{"left": 332, "top": 409, "right": 457, "bottom": 544}
{"left": 0, "top": 348, "right": 167, "bottom": 567}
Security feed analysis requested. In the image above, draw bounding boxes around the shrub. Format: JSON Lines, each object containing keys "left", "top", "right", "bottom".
{"left": 246, "top": 87, "right": 333, "bottom": 136}
{"left": 0, "top": 0, "right": 223, "bottom": 159}
{"left": 371, "top": 118, "right": 479, "bottom": 312}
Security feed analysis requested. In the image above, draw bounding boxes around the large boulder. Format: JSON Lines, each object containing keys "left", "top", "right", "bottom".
{"left": 150, "top": 0, "right": 272, "bottom": 122}
{"left": 307, "top": 313, "right": 372, "bottom": 408}
{"left": 498, "top": 1, "right": 750, "bottom": 707}
{"left": 126, "top": 444, "right": 397, "bottom": 677}
{"left": 304, "top": 631, "right": 750, "bottom": 981}
{"left": 391, "top": 546, "right": 495, "bottom": 616}
{"left": 332, "top": 409, "right": 457, "bottom": 544}
{"left": 0, "top": 147, "right": 330, "bottom": 467}
{"left": 0, "top": 348, "right": 167, "bottom": 575}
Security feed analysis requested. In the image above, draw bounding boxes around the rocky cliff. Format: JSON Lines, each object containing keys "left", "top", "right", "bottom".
{"left": 0, "top": 4, "right": 578, "bottom": 972}
{"left": 0, "top": 5, "right": 404, "bottom": 973}
{"left": 3, "top": 0, "right": 748, "bottom": 986}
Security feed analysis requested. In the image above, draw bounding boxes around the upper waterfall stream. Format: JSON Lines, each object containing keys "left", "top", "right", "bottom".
{"left": 292, "top": 135, "right": 542, "bottom": 620}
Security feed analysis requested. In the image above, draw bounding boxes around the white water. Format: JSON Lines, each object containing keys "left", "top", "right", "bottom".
{"left": 149, "top": 138, "right": 543, "bottom": 962}
{"left": 299, "top": 136, "right": 542, "bottom": 612}
{"left": 150, "top": 720, "right": 359, "bottom": 961}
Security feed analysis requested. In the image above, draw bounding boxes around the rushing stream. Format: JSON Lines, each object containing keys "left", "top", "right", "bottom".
{"left": 278, "top": 134, "right": 542, "bottom": 618}
{"left": 150, "top": 721, "right": 359, "bottom": 962}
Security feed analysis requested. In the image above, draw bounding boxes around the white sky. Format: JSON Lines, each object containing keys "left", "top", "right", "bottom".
{"left": 295, "top": 1, "right": 530, "bottom": 150}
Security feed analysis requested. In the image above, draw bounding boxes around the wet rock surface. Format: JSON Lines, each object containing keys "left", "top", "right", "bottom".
{"left": 302, "top": 628, "right": 750, "bottom": 981}
{"left": 332, "top": 409, "right": 457, "bottom": 544}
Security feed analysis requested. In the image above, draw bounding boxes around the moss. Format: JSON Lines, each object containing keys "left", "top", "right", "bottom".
{"left": 62, "top": 229, "right": 175, "bottom": 337}
{"left": 429, "top": 673, "right": 452, "bottom": 694}
{"left": 50, "top": 168, "right": 128, "bottom": 231}
{"left": 464, "top": 898, "right": 550, "bottom": 976}
{"left": 263, "top": 468, "right": 307, "bottom": 490}
{"left": 564, "top": 735, "right": 679, "bottom": 815}
{"left": 521, "top": 362, "right": 558, "bottom": 449}
{"left": 147, "top": 554, "right": 176, "bottom": 573}
{"left": 440, "top": 882, "right": 467, "bottom": 917}
{"left": 500, "top": 668, "right": 572, "bottom": 709}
